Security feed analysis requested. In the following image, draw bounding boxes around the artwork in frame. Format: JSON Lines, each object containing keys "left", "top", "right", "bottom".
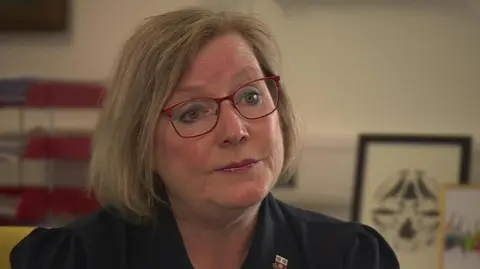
{"left": 351, "top": 134, "right": 472, "bottom": 269}
{"left": 0, "top": 0, "right": 68, "bottom": 32}
{"left": 437, "top": 184, "right": 480, "bottom": 269}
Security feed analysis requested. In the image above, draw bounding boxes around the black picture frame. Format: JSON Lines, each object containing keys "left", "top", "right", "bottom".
{"left": 351, "top": 133, "right": 472, "bottom": 222}
{"left": 349, "top": 133, "right": 472, "bottom": 269}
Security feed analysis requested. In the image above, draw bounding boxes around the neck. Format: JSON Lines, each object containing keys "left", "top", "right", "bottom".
{"left": 169, "top": 197, "right": 261, "bottom": 269}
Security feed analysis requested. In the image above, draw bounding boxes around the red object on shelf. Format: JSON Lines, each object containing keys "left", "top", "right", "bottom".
{"left": 23, "top": 135, "right": 92, "bottom": 159}
{"left": 0, "top": 187, "right": 51, "bottom": 224}
{"left": 50, "top": 188, "right": 100, "bottom": 215}
{"left": 0, "top": 187, "right": 101, "bottom": 225}
{"left": 26, "top": 81, "right": 105, "bottom": 108}
{"left": 15, "top": 188, "right": 51, "bottom": 222}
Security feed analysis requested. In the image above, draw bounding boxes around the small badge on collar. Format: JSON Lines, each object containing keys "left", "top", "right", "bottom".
{"left": 272, "top": 254, "right": 288, "bottom": 269}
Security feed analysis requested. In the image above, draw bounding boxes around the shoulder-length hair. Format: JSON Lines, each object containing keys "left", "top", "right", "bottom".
{"left": 89, "top": 6, "right": 300, "bottom": 223}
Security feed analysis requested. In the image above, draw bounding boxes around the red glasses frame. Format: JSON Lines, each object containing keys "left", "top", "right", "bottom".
{"left": 162, "top": 75, "right": 281, "bottom": 138}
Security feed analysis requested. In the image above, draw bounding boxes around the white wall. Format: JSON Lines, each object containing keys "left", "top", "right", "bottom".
{"left": 252, "top": 0, "right": 480, "bottom": 137}
{"left": 248, "top": 0, "right": 480, "bottom": 216}
{"left": 0, "top": 0, "right": 198, "bottom": 80}
{"left": 1, "top": 0, "right": 479, "bottom": 216}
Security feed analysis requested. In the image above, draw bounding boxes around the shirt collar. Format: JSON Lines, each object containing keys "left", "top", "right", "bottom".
{"left": 243, "top": 193, "right": 302, "bottom": 269}
{"left": 127, "top": 193, "right": 300, "bottom": 269}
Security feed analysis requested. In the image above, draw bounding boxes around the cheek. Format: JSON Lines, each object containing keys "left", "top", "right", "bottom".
{"left": 153, "top": 120, "right": 207, "bottom": 180}
{"left": 258, "top": 111, "right": 282, "bottom": 139}
{"left": 261, "top": 113, "right": 284, "bottom": 172}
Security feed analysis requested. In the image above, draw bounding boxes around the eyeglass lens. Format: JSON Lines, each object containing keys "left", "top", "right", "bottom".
{"left": 169, "top": 78, "right": 279, "bottom": 137}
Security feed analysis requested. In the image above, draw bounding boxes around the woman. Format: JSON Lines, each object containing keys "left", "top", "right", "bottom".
{"left": 10, "top": 7, "right": 399, "bottom": 269}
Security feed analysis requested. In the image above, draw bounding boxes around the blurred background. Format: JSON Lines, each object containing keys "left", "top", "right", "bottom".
{"left": 0, "top": 0, "right": 479, "bottom": 267}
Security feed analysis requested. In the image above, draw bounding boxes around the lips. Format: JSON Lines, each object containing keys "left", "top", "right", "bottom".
{"left": 216, "top": 158, "right": 259, "bottom": 172}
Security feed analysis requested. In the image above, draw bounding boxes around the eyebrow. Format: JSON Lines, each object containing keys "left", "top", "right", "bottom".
{"left": 232, "top": 65, "right": 260, "bottom": 84}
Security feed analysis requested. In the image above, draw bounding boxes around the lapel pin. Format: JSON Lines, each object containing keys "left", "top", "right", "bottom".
{"left": 272, "top": 254, "right": 288, "bottom": 269}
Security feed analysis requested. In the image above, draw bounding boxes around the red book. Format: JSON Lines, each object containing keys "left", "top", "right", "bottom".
{"left": 25, "top": 81, "right": 105, "bottom": 108}
{"left": 50, "top": 188, "right": 100, "bottom": 215}
{"left": 23, "top": 134, "right": 92, "bottom": 159}
{"left": 15, "top": 188, "right": 51, "bottom": 222}
{"left": 0, "top": 187, "right": 100, "bottom": 224}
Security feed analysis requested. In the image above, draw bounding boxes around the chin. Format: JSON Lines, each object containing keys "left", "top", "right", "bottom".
{"left": 214, "top": 183, "right": 270, "bottom": 209}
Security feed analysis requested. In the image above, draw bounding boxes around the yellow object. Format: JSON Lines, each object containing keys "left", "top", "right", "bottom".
{"left": 0, "top": 226, "right": 35, "bottom": 269}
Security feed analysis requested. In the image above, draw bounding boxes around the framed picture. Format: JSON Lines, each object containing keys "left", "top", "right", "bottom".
{"left": 438, "top": 184, "right": 480, "bottom": 269}
{"left": 351, "top": 134, "right": 472, "bottom": 269}
{"left": 0, "top": 0, "right": 68, "bottom": 32}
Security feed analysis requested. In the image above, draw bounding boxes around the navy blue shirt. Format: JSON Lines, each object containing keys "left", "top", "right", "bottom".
{"left": 10, "top": 193, "right": 399, "bottom": 269}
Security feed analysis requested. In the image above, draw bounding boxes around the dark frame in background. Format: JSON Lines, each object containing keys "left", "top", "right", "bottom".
{"left": 350, "top": 133, "right": 472, "bottom": 222}
{"left": 0, "top": 0, "right": 68, "bottom": 32}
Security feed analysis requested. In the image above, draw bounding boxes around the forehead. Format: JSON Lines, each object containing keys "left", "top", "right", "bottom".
{"left": 183, "top": 33, "right": 261, "bottom": 84}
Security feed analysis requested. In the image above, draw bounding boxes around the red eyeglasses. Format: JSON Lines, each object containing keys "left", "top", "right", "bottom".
{"left": 162, "top": 76, "right": 280, "bottom": 138}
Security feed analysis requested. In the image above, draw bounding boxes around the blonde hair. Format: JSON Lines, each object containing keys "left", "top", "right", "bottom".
{"left": 89, "top": 6, "right": 300, "bottom": 223}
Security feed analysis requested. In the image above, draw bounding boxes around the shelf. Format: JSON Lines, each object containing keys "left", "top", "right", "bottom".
{"left": 0, "top": 159, "right": 89, "bottom": 187}
{"left": 0, "top": 131, "right": 92, "bottom": 187}
{"left": 0, "top": 78, "right": 102, "bottom": 226}
{"left": 0, "top": 78, "right": 105, "bottom": 108}
{"left": 0, "top": 130, "right": 92, "bottom": 160}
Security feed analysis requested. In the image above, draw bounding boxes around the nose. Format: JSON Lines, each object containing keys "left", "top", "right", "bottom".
{"left": 215, "top": 101, "right": 249, "bottom": 146}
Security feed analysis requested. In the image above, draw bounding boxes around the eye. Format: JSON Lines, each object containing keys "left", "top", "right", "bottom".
{"left": 180, "top": 109, "right": 202, "bottom": 123}
{"left": 238, "top": 87, "right": 261, "bottom": 105}
{"left": 174, "top": 102, "right": 214, "bottom": 124}
{"left": 244, "top": 91, "right": 260, "bottom": 104}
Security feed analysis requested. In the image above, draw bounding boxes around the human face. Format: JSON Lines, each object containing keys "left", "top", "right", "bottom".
{"left": 154, "top": 33, "right": 284, "bottom": 211}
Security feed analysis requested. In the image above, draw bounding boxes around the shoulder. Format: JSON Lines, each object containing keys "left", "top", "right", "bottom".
{"left": 9, "top": 208, "right": 128, "bottom": 269}
{"left": 272, "top": 197, "right": 400, "bottom": 269}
